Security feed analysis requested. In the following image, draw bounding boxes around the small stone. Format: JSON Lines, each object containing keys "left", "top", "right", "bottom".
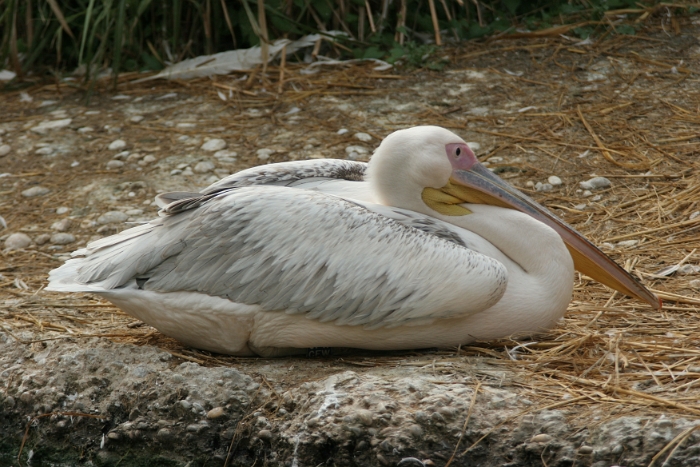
{"left": 107, "top": 432, "right": 120, "bottom": 441}
{"left": 488, "top": 156, "right": 503, "bottom": 163}
{"left": 170, "top": 169, "right": 183, "bottom": 176}
{"left": 21, "top": 186, "right": 50, "bottom": 198}
{"left": 193, "top": 161, "right": 215, "bottom": 173}
{"left": 579, "top": 176, "right": 611, "bottom": 190}
{"left": 31, "top": 118, "right": 72, "bottom": 134}
{"left": 345, "top": 145, "right": 368, "bottom": 155}
{"left": 408, "top": 424, "right": 423, "bottom": 438}
{"left": 467, "top": 142, "right": 481, "bottom": 151}
{"left": 56, "top": 207, "right": 70, "bottom": 215}
{"left": 337, "top": 128, "right": 349, "bottom": 135}
{"left": 201, "top": 139, "right": 227, "bottom": 152}
{"left": 125, "top": 209, "right": 143, "bottom": 216}
{"left": 0, "top": 144, "right": 11, "bottom": 156}
{"left": 531, "top": 434, "right": 552, "bottom": 443}
{"left": 578, "top": 445, "right": 593, "bottom": 454}
{"left": 50, "top": 233, "right": 75, "bottom": 245}
{"left": 591, "top": 194, "right": 602, "bottom": 202}
{"left": 214, "top": 150, "right": 237, "bottom": 162}
{"left": 141, "top": 155, "right": 156, "bottom": 164}
{"left": 106, "top": 160, "right": 124, "bottom": 169}
{"left": 256, "top": 148, "right": 275, "bottom": 161}
{"left": 207, "top": 407, "right": 225, "bottom": 419}
{"left": 257, "top": 429, "right": 272, "bottom": 441}
{"left": 355, "top": 409, "right": 374, "bottom": 426}
{"left": 77, "top": 126, "right": 94, "bottom": 133}
{"left": 156, "top": 428, "right": 173, "bottom": 442}
{"left": 35, "top": 234, "right": 51, "bottom": 245}
{"left": 114, "top": 151, "right": 130, "bottom": 160}
{"left": 130, "top": 116, "right": 144, "bottom": 123}
{"left": 51, "top": 218, "right": 72, "bottom": 231}
{"left": 535, "top": 182, "right": 553, "bottom": 192}
{"left": 97, "top": 211, "right": 128, "bottom": 224}
{"left": 582, "top": 190, "right": 593, "bottom": 197}
{"left": 177, "top": 123, "right": 196, "bottom": 129}
{"left": 525, "top": 181, "right": 535, "bottom": 188}
{"left": 679, "top": 264, "right": 700, "bottom": 275}
{"left": 689, "top": 279, "right": 700, "bottom": 289}
{"left": 182, "top": 167, "right": 194, "bottom": 176}
{"left": 548, "top": 175, "right": 563, "bottom": 186}
{"left": 108, "top": 139, "right": 127, "bottom": 151}
{"left": 690, "top": 211, "right": 700, "bottom": 220}
{"left": 19, "top": 391, "right": 33, "bottom": 404}
{"left": 354, "top": 132, "right": 372, "bottom": 142}
{"left": 5, "top": 233, "right": 32, "bottom": 250}
{"left": 35, "top": 146, "right": 55, "bottom": 155}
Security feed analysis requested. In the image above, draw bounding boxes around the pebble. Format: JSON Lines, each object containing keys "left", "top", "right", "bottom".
{"left": 176, "top": 123, "right": 196, "bottom": 129}
{"left": 525, "top": 181, "right": 535, "bottom": 188}
{"left": 214, "top": 150, "right": 237, "bottom": 163}
{"left": 193, "top": 161, "right": 215, "bottom": 173}
{"left": 354, "top": 132, "right": 372, "bottom": 142}
{"left": 488, "top": 156, "right": 503, "bottom": 163}
{"left": 467, "top": 142, "right": 481, "bottom": 151}
{"left": 0, "top": 144, "right": 10, "bottom": 156}
{"left": 56, "top": 207, "right": 70, "bottom": 215}
{"left": 77, "top": 126, "right": 94, "bottom": 133}
{"left": 97, "top": 211, "right": 128, "bottom": 224}
{"left": 579, "top": 176, "right": 611, "bottom": 190}
{"left": 345, "top": 145, "right": 369, "bottom": 161}
{"left": 114, "top": 151, "right": 130, "bottom": 160}
{"left": 31, "top": 118, "right": 72, "bottom": 134}
{"left": 126, "top": 153, "right": 143, "bottom": 162}
{"left": 201, "top": 139, "right": 227, "bottom": 152}
{"left": 182, "top": 167, "right": 194, "bottom": 176}
{"left": 256, "top": 148, "right": 275, "bottom": 161}
{"left": 125, "top": 209, "right": 143, "bottom": 216}
{"left": 51, "top": 218, "right": 72, "bottom": 231}
{"left": 678, "top": 265, "right": 700, "bottom": 275}
{"left": 591, "top": 194, "right": 602, "bottom": 202}
{"left": 106, "top": 160, "right": 125, "bottom": 169}
{"left": 535, "top": 182, "right": 553, "bottom": 192}
{"left": 337, "top": 128, "right": 349, "bottom": 135}
{"left": 531, "top": 434, "right": 552, "bottom": 443}
{"left": 50, "top": 233, "right": 75, "bottom": 245}
{"left": 140, "top": 155, "right": 157, "bottom": 165}
{"left": 207, "top": 407, "right": 225, "bottom": 419}
{"left": 355, "top": 409, "right": 374, "bottom": 426}
{"left": 130, "top": 115, "right": 145, "bottom": 123}
{"left": 21, "top": 186, "right": 50, "bottom": 198}
{"left": 548, "top": 175, "right": 563, "bottom": 186}
{"left": 156, "top": 428, "right": 173, "bottom": 442}
{"left": 258, "top": 429, "right": 273, "bottom": 441}
{"left": 108, "top": 139, "right": 127, "bottom": 151}
{"left": 35, "top": 234, "right": 51, "bottom": 245}
{"left": 578, "top": 445, "right": 593, "bottom": 454}
{"left": 582, "top": 190, "right": 593, "bottom": 197}
{"left": 4, "top": 233, "right": 31, "bottom": 250}
{"left": 170, "top": 169, "right": 183, "bottom": 176}
{"left": 689, "top": 279, "right": 700, "bottom": 289}
{"left": 690, "top": 211, "right": 700, "bottom": 220}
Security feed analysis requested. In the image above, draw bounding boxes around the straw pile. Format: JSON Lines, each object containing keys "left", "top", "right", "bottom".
{"left": 1, "top": 12, "right": 699, "bottom": 458}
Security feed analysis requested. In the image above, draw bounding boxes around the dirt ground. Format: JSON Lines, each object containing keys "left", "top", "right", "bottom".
{"left": 2, "top": 12, "right": 700, "bottom": 467}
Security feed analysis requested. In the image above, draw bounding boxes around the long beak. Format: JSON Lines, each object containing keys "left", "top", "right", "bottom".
{"left": 446, "top": 164, "right": 661, "bottom": 309}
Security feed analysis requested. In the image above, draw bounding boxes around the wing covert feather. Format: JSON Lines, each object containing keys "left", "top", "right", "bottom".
{"left": 142, "top": 186, "right": 507, "bottom": 328}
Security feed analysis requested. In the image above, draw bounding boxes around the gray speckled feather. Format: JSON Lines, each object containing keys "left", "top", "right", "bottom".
{"left": 58, "top": 185, "right": 507, "bottom": 329}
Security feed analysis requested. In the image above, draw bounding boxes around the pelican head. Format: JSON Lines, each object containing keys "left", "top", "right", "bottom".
{"left": 368, "top": 125, "right": 660, "bottom": 309}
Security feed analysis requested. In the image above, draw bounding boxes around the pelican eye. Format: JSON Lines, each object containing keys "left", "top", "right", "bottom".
{"left": 455, "top": 147, "right": 461, "bottom": 157}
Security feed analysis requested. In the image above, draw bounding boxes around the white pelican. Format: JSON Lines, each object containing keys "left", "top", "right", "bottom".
{"left": 47, "top": 126, "right": 660, "bottom": 356}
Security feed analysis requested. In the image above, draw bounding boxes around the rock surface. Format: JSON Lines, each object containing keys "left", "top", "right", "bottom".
{"left": 2, "top": 333, "right": 700, "bottom": 467}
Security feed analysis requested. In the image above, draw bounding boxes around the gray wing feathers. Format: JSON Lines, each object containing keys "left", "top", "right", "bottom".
{"left": 48, "top": 186, "right": 507, "bottom": 328}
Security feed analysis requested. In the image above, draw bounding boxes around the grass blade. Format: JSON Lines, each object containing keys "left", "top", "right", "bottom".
{"left": 78, "top": 0, "right": 97, "bottom": 64}
{"left": 112, "top": 0, "right": 127, "bottom": 87}
{"left": 46, "top": 0, "right": 76, "bottom": 39}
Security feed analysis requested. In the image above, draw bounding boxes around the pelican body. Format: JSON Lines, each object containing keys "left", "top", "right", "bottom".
{"left": 47, "top": 126, "right": 659, "bottom": 356}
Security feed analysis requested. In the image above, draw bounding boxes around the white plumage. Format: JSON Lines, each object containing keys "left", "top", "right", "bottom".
{"left": 47, "top": 126, "right": 658, "bottom": 356}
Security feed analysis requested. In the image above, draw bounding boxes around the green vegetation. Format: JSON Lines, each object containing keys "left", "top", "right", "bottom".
{"left": 0, "top": 0, "right": 694, "bottom": 79}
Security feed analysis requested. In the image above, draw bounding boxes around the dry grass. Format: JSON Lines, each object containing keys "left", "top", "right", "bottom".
{"left": 2, "top": 15, "right": 700, "bottom": 444}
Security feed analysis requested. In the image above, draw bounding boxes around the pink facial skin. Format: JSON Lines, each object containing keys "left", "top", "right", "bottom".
{"left": 445, "top": 143, "right": 478, "bottom": 171}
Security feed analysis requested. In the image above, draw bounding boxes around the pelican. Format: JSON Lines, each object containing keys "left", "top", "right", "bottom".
{"left": 47, "top": 126, "right": 660, "bottom": 356}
